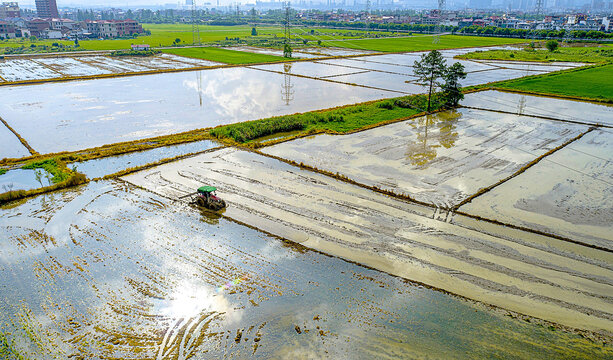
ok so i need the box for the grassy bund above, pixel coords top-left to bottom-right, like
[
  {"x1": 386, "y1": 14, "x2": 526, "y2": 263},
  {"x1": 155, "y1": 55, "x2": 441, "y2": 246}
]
[
  {"x1": 493, "y1": 64, "x2": 613, "y2": 102},
  {"x1": 319, "y1": 34, "x2": 527, "y2": 52},
  {"x1": 457, "y1": 46, "x2": 613, "y2": 63},
  {"x1": 460, "y1": 45, "x2": 613, "y2": 102},
  {"x1": 163, "y1": 47, "x2": 286, "y2": 64},
  {"x1": 209, "y1": 94, "x2": 445, "y2": 146}
]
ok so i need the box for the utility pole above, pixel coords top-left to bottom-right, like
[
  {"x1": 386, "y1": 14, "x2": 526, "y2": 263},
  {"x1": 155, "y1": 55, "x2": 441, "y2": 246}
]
[
  {"x1": 283, "y1": 1, "x2": 292, "y2": 58},
  {"x1": 192, "y1": 0, "x2": 201, "y2": 45},
  {"x1": 535, "y1": 0, "x2": 544, "y2": 16},
  {"x1": 433, "y1": 0, "x2": 445, "y2": 44}
]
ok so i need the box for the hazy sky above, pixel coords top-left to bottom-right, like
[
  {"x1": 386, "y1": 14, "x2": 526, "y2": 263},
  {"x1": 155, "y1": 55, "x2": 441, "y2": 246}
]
[{"x1": 19, "y1": 1, "x2": 197, "y2": 7}]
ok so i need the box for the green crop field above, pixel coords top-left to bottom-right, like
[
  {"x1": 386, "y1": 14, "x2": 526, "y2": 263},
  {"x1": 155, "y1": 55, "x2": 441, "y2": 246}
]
[
  {"x1": 163, "y1": 47, "x2": 285, "y2": 64},
  {"x1": 318, "y1": 35, "x2": 528, "y2": 52},
  {"x1": 458, "y1": 46, "x2": 613, "y2": 63},
  {"x1": 0, "y1": 24, "x2": 399, "y2": 54},
  {"x1": 0, "y1": 24, "x2": 523, "y2": 55},
  {"x1": 493, "y1": 64, "x2": 613, "y2": 101}
]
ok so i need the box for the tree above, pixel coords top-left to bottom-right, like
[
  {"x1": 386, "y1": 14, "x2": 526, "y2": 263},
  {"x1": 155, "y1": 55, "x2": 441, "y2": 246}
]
[
  {"x1": 546, "y1": 39, "x2": 559, "y2": 52},
  {"x1": 251, "y1": 27, "x2": 258, "y2": 36},
  {"x1": 283, "y1": 43, "x2": 292, "y2": 58},
  {"x1": 441, "y1": 62, "x2": 467, "y2": 107},
  {"x1": 413, "y1": 50, "x2": 447, "y2": 112}
]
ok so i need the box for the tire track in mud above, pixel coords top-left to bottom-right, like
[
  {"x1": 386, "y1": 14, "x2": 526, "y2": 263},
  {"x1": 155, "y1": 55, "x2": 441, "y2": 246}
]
[{"x1": 122, "y1": 148, "x2": 613, "y2": 335}]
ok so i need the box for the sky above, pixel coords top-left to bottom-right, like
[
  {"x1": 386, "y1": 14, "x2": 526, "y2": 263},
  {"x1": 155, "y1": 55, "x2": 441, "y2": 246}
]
[{"x1": 19, "y1": 1, "x2": 198, "y2": 7}]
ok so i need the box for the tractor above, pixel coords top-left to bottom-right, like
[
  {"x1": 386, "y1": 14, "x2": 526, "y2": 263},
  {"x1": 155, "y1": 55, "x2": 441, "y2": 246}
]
[{"x1": 185, "y1": 186, "x2": 227, "y2": 211}]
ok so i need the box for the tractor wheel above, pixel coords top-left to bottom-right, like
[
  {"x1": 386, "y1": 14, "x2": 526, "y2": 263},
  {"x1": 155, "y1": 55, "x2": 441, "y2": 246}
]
[{"x1": 197, "y1": 197, "x2": 206, "y2": 207}]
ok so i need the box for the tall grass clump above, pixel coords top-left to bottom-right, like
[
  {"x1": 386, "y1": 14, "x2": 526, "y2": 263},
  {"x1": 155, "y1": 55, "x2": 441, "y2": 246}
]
[
  {"x1": 0, "y1": 168, "x2": 6, "y2": 176},
  {"x1": 22, "y1": 158, "x2": 70, "y2": 184},
  {"x1": 210, "y1": 93, "x2": 445, "y2": 144},
  {"x1": 211, "y1": 116, "x2": 307, "y2": 142}
]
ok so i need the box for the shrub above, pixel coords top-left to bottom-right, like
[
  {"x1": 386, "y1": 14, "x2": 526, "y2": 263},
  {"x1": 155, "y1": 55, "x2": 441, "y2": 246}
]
[
  {"x1": 377, "y1": 101, "x2": 395, "y2": 110},
  {"x1": 546, "y1": 39, "x2": 559, "y2": 52}
]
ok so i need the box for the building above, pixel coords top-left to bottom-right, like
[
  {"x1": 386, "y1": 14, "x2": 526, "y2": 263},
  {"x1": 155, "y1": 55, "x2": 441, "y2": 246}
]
[
  {"x1": 131, "y1": 44, "x2": 150, "y2": 51},
  {"x1": 0, "y1": 20, "x2": 16, "y2": 38},
  {"x1": 35, "y1": 0, "x2": 59, "y2": 18},
  {"x1": 27, "y1": 18, "x2": 51, "y2": 37},
  {"x1": 85, "y1": 19, "x2": 143, "y2": 38},
  {"x1": 0, "y1": 2, "x2": 20, "y2": 18}
]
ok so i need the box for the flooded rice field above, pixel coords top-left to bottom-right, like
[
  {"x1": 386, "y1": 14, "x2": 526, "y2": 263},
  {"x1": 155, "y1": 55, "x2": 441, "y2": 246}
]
[
  {"x1": 0, "y1": 51, "x2": 589, "y2": 158},
  {"x1": 225, "y1": 46, "x2": 322, "y2": 59},
  {"x1": 322, "y1": 71, "x2": 421, "y2": 93},
  {"x1": 460, "y1": 128, "x2": 613, "y2": 250},
  {"x1": 472, "y1": 60, "x2": 581, "y2": 72},
  {"x1": 0, "y1": 54, "x2": 221, "y2": 83},
  {"x1": 0, "y1": 168, "x2": 53, "y2": 192},
  {"x1": 0, "y1": 59, "x2": 62, "y2": 82},
  {"x1": 2, "y1": 181, "x2": 610, "y2": 358},
  {"x1": 73, "y1": 140, "x2": 220, "y2": 180},
  {"x1": 0, "y1": 122, "x2": 29, "y2": 159},
  {"x1": 0, "y1": 67, "x2": 399, "y2": 155},
  {"x1": 122, "y1": 148, "x2": 613, "y2": 335},
  {"x1": 250, "y1": 61, "x2": 366, "y2": 79},
  {"x1": 463, "y1": 90, "x2": 613, "y2": 126},
  {"x1": 263, "y1": 108, "x2": 587, "y2": 208}
]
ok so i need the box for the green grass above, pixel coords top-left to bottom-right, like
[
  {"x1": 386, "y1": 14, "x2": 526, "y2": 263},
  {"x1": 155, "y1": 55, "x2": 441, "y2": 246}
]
[
  {"x1": 21, "y1": 158, "x2": 71, "y2": 184},
  {"x1": 458, "y1": 46, "x2": 613, "y2": 63},
  {"x1": 319, "y1": 35, "x2": 528, "y2": 52},
  {"x1": 163, "y1": 47, "x2": 285, "y2": 64},
  {"x1": 210, "y1": 94, "x2": 443, "y2": 144},
  {"x1": 493, "y1": 64, "x2": 613, "y2": 101},
  {"x1": 0, "y1": 169, "x2": 6, "y2": 176},
  {"x1": 0, "y1": 24, "x2": 400, "y2": 53}
]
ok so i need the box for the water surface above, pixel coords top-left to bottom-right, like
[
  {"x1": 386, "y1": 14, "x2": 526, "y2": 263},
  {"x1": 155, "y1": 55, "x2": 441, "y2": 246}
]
[{"x1": 0, "y1": 181, "x2": 610, "y2": 359}]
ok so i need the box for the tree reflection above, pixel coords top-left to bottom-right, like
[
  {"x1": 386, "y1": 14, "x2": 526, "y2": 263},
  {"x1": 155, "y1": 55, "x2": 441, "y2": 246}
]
[{"x1": 405, "y1": 110, "x2": 461, "y2": 167}]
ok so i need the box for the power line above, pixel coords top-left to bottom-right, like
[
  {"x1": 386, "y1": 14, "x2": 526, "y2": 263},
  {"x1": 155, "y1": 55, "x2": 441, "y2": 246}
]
[{"x1": 192, "y1": 0, "x2": 201, "y2": 46}]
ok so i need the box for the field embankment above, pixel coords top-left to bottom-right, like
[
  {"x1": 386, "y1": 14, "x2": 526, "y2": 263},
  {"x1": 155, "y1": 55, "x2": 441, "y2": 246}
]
[{"x1": 162, "y1": 47, "x2": 286, "y2": 64}]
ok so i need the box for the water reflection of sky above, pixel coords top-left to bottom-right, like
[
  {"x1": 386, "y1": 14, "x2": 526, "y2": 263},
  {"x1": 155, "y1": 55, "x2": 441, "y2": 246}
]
[
  {"x1": 74, "y1": 140, "x2": 219, "y2": 179},
  {"x1": 0, "y1": 67, "x2": 401, "y2": 154},
  {"x1": 0, "y1": 181, "x2": 609, "y2": 359},
  {"x1": 0, "y1": 123, "x2": 29, "y2": 159},
  {"x1": 463, "y1": 90, "x2": 613, "y2": 126}
]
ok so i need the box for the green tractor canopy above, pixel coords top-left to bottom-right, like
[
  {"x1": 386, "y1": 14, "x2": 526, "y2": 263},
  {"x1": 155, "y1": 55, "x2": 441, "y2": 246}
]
[{"x1": 198, "y1": 186, "x2": 217, "y2": 193}]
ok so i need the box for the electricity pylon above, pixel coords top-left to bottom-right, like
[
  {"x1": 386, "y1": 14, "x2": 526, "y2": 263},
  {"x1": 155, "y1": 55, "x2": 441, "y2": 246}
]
[{"x1": 192, "y1": 0, "x2": 201, "y2": 45}]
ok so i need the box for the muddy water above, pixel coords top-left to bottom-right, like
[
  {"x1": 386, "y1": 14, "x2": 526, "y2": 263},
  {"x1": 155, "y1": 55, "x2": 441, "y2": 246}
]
[
  {"x1": 73, "y1": 140, "x2": 220, "y2": 179},
  {"x1": 462, "y1": 90, "x2": 613, "y2": 126},
  {"x1": 122, "y1": 148, "x2": 613, "y2": 334},
  {"x1": 0, "y1": 181, "x2": 610, "y2": 359},
  {"x1": 264, "y1": 108, "x2": 588, "y2": 208},
  {"x1": 0, "y1": 67, "x2": 400, "y2": 154},
  {"x1": 460, "y1": 129, "x2": 613, "y2": 249}
]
